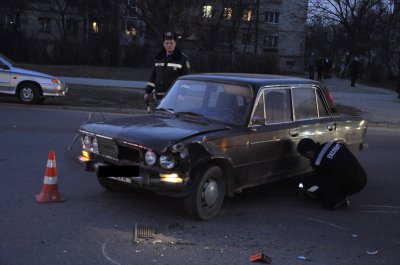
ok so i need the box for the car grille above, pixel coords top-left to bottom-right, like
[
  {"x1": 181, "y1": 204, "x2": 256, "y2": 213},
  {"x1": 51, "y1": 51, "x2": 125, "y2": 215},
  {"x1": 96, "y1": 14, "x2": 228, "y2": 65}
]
[
  {"x1": 96, "y1": 136, "x2": 141, "y2": 163},
  {"x1": 97, "y1": 137, "x2": 119, "y2": 160}
]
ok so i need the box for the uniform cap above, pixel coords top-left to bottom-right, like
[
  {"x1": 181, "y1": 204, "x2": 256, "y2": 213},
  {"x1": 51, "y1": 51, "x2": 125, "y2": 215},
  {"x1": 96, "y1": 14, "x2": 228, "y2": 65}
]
[{"x1": 163, "y1": 31, "x2": 176, "y2": 40}]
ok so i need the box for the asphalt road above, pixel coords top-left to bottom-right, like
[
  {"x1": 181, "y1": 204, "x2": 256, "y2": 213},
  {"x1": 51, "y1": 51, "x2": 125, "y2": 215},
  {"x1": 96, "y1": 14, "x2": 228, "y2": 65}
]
[{"x1": 0, "y1": 105, "x2": 399, "y2": 265}]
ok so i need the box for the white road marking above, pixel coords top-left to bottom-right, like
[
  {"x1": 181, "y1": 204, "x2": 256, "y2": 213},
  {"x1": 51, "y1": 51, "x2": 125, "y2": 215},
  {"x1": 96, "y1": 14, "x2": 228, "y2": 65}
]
[
  {"x1": 101, "y1": 240, "x2": 121, "y2": 265},
  {"x1": 360, "y1": 210, "x2": 400, "y2": 214},
  {"x1": 359, "y1": 205, "x2": 400, "y2": 214},
  {"x1": 306, "y1": 218, "x2": 349, "y2": 231},
  {"x1": 360, "y1": 204, "x2": 400, "y2": 209}
]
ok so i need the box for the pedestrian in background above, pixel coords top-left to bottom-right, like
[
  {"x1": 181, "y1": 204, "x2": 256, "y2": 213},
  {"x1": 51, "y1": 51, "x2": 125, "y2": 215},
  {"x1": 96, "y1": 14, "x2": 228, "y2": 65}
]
[
  {"x1": 144, "y1": 31, "x2": 190, "y2": 112},
  {"x1": 297, "y1": 138, "x2": 367, "y2": 210},
  {"x1": 316, "y1": 56, "x2": 323, "y2": 81},
  {"x1": 397, "y1": 55, "x2": 400, "y2": 99},
  {"x1": 348, "y1": 57, "x2": 361, "y2": 87},
  {"x1": 307, "y1": 52, "x2": 316, "y2": 80},
  {"x1": 323, "y1": 57, "x2": 332, "y2": 79}
]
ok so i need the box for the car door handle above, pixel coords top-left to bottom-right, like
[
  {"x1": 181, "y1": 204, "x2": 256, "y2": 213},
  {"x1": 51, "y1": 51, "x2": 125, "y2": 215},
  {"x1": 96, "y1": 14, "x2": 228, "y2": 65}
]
[
  {"x1": 327, "y1": 123, "x2": 336, "y2": 131},
  {"x1": 289, "y1": 129, "x2": 299, "y2": 137}
]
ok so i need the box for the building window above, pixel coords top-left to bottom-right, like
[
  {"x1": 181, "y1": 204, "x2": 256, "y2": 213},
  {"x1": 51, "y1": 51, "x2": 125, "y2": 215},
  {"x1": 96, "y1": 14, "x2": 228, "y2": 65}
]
[
  {"x1": 242, "y1": 33, "x2": 251, "y2": 45},
  {"x1": 243, "y1": 9, "x2": 252, "y2": 21},
  {"x1": 92, "y1": 21, "x2": 99, "y2": 33},
  {"x1": 66, "y1": 19, "x2": 78, "y2": 35},
  {"x1": 264, "y1": 11, "x2": 280, "y2": 24},
  {"x1": 223, "y1": 7, "x2": 233, "y2": 20},
  {"x1": 38, "y1": 17, "x2": 51, "y2": 33},
  {"x1": 263, "y1": 35, "x2": 278, "y2": 48},
  {"x1": 202, "y1": 5, "x2": 213, "y2": 18}
]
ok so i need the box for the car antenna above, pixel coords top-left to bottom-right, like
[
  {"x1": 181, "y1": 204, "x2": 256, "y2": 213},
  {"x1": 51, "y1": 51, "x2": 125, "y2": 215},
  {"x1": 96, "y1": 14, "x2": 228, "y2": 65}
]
[{"x1": 66, "y1": 110, "x2": 106, "y2": 152}]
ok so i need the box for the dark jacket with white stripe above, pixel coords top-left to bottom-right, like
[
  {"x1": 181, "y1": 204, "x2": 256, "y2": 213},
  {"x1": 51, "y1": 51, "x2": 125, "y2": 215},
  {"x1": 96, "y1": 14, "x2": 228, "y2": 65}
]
[
  {"x1": 145, "y1": 47, "x2": 190, "y2": 99},
  {"x1": 313, "y1": 141, "x2": 367, "y2": 194}
]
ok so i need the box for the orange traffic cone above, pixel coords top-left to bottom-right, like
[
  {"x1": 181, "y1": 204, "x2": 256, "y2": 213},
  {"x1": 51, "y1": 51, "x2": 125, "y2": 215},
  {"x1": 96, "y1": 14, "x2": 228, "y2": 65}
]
[{"x1": 35, "y1": 150, "x2": 65, "y2": 203}]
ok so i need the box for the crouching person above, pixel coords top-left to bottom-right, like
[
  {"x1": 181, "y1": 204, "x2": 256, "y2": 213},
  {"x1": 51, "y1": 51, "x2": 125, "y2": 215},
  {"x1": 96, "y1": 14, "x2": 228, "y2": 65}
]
[{"x1": 296, "y1": 138, "x2": 367, "y2": 210}]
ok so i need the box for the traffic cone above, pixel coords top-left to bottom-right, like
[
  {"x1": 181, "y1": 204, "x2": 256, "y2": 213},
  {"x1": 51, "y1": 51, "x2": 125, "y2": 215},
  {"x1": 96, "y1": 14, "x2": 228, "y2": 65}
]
[{"x1": 35, "y1": 150, "x2": 65, "y2": 203}]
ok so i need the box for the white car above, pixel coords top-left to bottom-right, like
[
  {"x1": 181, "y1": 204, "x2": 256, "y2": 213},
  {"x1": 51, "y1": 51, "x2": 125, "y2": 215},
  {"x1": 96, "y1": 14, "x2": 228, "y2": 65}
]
[{"x1": 0, "y1": 53, "x2": 68, "y2": 104}]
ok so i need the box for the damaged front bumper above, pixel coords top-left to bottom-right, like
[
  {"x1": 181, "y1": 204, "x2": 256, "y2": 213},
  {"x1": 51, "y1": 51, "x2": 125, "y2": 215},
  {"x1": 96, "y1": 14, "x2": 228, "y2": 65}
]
[{"x1": 78, "y1": 154, "x2": 192, "y2": 197}]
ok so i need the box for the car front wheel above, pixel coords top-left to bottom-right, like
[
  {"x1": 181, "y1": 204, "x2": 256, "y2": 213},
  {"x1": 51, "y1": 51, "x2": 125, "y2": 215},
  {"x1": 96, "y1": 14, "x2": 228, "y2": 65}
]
[
  {"x1": 183, "y1": 165, "x2": 226, "y2": 220},
  {"x1": 17, "y1": 83, "x2": 40, "y2": 104}
]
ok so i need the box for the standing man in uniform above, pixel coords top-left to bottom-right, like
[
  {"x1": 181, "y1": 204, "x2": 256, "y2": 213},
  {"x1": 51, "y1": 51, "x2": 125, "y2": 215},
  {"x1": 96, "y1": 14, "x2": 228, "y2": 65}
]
[
  {"x1": 297, "y1": 138, "x2": 367, "y2": 210},
  {"x1": 144, "y1": 31, "x2": 190, "y2": 112}
]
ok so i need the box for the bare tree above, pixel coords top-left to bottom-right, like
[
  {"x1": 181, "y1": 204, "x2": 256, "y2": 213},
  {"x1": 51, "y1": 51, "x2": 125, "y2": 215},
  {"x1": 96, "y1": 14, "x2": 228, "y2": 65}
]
[
  {"x1": 132, "y1": 0, "x2": 203, "y2": 43},
  {"x1": 308, "y1": 0, "x2": 391, "y2": 56},
  {"x1": 0, "y1": 0, "x2": 31, "y2": 59},
  {"x1": 307, "y1": 0, "x2": 398, "y2": 78}
]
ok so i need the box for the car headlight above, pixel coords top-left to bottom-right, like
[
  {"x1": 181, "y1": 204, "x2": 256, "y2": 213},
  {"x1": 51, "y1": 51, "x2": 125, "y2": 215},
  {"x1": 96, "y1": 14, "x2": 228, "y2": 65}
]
[
  {"x1": 83, "y1": 135, "x2": 92, "y2": 149},
  {"x1": 159, "y1": 155, "x2": 175, "y2": 169},
  {"x1": 92, "y1": 137, "x2": 99, "y2": 153},
  {"x1": 145, "y1": 150, "x2": 157, "y2": 166}
]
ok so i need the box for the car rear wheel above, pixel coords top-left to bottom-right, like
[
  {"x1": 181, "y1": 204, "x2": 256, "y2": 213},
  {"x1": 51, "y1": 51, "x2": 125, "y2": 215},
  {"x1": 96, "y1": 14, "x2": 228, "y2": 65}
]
[
  {"x1": 17, "y1": 83, "x2": 40, "y2": 104},
  {"x1": 183, "y1": 165, "x2": 226, "y2": 220},
  {"x1": 97, "y1": 177, "x2": 129, "y2": 192}
]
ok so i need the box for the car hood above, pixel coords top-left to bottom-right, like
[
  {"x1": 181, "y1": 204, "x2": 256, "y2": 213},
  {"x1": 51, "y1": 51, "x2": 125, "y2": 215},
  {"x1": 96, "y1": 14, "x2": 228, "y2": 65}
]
[
  {"x1": 80, "y1": 114, "x2": 230, "y2": 151},
  {"x1": 11, "y1": 67, "x2": 54, "y2": 79}
]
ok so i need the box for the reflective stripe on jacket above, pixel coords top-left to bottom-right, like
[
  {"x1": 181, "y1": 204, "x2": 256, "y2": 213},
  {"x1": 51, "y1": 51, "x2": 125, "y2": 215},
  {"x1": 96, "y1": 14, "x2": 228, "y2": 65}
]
[{"x1": 145, "y1": 47, "x2": 190, "y2": 96}]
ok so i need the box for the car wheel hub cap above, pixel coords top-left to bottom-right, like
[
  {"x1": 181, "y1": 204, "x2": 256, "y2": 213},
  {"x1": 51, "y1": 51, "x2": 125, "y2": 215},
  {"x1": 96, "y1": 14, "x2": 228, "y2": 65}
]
[
  {"x1": 202, "y1": 179, "x2": 219, "y2": 207},
  {"x1": 21, "y1": 88, "x2": 33, "y2": 100}
]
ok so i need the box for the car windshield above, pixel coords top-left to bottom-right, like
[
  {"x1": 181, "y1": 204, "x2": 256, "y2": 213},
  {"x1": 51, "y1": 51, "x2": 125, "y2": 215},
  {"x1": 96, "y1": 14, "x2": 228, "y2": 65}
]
[
  {"x1": 0, "y1": 53, "x2": 16, "y2": 66},
  {"x1": 158, "y1": 79, "x2": 253, "y2": 125}
]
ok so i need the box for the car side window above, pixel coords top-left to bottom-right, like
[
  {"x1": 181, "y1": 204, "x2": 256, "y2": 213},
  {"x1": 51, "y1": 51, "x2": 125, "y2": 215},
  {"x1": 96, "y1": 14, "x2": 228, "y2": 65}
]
[
  {"x1": 251, "y1": 91, "x2": 265, "y2": 125},
  {"x1": 265, "y1": 89, "x2": 293, "y2": 123},
  {"x1": 316, "y1": 90, "x2": 330, "y2": 117},
  {"x1": 292, "y1": 87, "x2": 318, "y2": 120}
]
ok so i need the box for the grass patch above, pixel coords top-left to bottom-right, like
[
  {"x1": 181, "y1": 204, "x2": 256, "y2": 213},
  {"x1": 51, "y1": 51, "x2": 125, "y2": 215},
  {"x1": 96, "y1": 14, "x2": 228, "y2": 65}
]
[{"x1": 0, "y1": 84, "x2": 147, "y2": 111}]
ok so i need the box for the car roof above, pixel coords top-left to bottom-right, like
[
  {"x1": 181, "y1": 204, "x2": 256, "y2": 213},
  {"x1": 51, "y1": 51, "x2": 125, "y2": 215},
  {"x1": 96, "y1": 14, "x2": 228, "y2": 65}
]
[
  {"x1": 179, "y1": 73, "x2": 321, "y2": 89},
  {"x1": 178, "y1": 73, "x2": 336, "y2": 113}
]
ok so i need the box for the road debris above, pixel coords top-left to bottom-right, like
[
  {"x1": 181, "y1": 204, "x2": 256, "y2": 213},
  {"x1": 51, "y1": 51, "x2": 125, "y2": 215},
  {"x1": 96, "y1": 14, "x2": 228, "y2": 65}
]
[
  {"x1": 297, "y1": 255, "x2": 311, "y2": 261},
  {"x1": 250, "y1": 252, "x2": 272, "y2": 263},
  {"x1": 366, "y1": 250, "x2": 379, "y2": 255},
  {"x1": 133, "y1": 223, "x2": 156, "y2": 243}
]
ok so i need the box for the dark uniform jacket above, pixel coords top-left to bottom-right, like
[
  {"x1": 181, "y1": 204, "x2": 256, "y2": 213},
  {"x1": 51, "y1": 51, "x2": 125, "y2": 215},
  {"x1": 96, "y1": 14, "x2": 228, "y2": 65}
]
[
  {"x1": 313, "y1": 141, "x2": 367, "y2": 195},
  {"x1": 145, "y1": 47, "x2": 190, "y2": 99}
]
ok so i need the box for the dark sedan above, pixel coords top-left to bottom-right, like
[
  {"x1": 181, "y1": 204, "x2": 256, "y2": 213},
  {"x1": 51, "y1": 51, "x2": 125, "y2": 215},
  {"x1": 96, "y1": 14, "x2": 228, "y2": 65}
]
[{"x1": 78, "y1": 73, "x2": 367, "y2": 220}]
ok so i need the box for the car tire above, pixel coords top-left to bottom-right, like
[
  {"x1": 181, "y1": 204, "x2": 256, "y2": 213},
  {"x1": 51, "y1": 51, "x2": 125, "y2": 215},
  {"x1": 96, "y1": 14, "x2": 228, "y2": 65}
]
[
  {"x1": 183, "y1": 165, "x2": 226, "y2": 220},
  {"x1": 17, "y1": 83, "x2": 40, "y2": 104},
  {"x1": 97, "y1": 177, "x2": 129, "y2": 192}
]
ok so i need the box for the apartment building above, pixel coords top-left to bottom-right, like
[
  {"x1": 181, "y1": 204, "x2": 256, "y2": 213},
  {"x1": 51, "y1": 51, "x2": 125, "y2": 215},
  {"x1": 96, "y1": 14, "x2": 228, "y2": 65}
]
[{"x1": 0, "y1": 0, "x2": 308, "y2": 72}]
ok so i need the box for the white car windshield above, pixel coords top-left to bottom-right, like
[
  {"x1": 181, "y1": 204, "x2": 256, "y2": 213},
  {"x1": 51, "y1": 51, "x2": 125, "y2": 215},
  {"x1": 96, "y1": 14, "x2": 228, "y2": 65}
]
[
  {"x1": 0, "y1": 53, "x2": 16, "y2": 66},
  {"x1": 158, "y1": 80, "x2": 253, "y2": 125}
]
